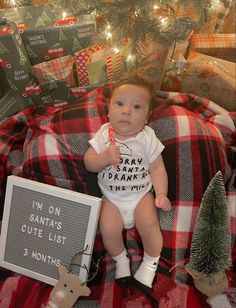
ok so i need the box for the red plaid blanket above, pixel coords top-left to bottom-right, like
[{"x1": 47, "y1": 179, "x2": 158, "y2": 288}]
[{"x1": 0, "y1": 86, "x2": 235, "y2": 307}]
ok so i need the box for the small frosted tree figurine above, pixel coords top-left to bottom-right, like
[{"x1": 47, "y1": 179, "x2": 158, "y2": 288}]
[{"x1": 185, "y1": 171, "x2": 231, "y2": 297}]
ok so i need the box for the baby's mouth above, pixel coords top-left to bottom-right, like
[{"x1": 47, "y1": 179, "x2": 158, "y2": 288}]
[{"x1": 119, "y1": 120, "x2": 131, "y2": 124}]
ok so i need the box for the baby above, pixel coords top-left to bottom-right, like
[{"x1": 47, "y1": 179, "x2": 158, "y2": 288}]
[{"x1": 84, "y1": 75, "x2": 171, "y2": 292}]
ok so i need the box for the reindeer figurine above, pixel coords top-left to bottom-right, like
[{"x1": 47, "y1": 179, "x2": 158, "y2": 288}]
[
  {"x1": 46, "y1": 265, "x2": 91, "y2": 308},
  {"x1": 47, "y1": 247, "x2": 101, "y2": 308}
]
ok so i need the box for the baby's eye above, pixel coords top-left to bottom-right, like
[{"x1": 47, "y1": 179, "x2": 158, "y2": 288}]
[
  {"x1": 134, "y1": 104, "x2": 142, "y2": 109},
  {"x1": 116, "y1": 100, "x2": 123, "y2": 106}
]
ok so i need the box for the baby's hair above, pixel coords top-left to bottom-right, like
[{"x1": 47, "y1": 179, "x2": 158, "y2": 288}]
[{"x1": 111, "y1": 75, "x2": 156, "y2": 111}]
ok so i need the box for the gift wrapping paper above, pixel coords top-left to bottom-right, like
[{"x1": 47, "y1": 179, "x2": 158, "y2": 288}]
[
  {"x1": 0, "y1": 4, "x2": 96, "y2": 65},
  {"x1": 189, "y1": 33, "x2": 236, "y2": 62},
  {"x1": 0, "y1": 19, "x2": 34, "y2": 93},
  {"x1": 181, "y1": 51, "x2": 235, "y2": 111}
]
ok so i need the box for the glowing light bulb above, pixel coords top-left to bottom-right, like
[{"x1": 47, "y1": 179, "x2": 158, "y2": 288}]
[
  {"x1": 105, "y1": 24, "x2": 112, "y2": 39},
  {"x1": 62, "y1": 11, "x2": 67, "y2": 19},
  {"x1": 113, "y1": 47, "x2": 119, "y2": 53},
  {"x1": 11, "y1": 0, "x2": 16, "y2": 6},
  {"x1": 159, "y1": 16, "x2": 169, "y2": 29},
  {"x1": 106, "y1": 32, "x2": 112, "y2": 39},
  {"x1": 127, "y1": 54, "x2": 135, "y2": 62},
  {"x1": 161, "y1": 17, "x2": 168, "y2": 23},
  {"x1": 210, "y1": 0, "x2": 221, "y2": 12}
]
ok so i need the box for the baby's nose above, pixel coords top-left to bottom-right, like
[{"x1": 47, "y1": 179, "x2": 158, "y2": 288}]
[{"x1": 122, "y1": 106, "x2": 131, "y2": 114}]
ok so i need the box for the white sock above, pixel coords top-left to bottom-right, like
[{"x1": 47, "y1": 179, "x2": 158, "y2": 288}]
[
  {"x1": 113, "y1": 249, "x2": 131, "y2": 279},
  {"x1": 134, "y1": 252, "x2": 160, "y2": 288}
]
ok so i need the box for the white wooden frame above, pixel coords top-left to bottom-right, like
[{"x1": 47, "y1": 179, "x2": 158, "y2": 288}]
[{"x1": 0, "y1": 175, "x2": 101, "y2": 286}]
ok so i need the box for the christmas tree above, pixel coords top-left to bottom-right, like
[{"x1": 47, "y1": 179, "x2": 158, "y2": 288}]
[
  {"x1": 72, "y1": 38, "x2": 83, "y2": 53},
  {"x1": 41, "y1": 11, "x2": 52, "y2": 25},
  {"x1": 185, "y1": 171, "x2": 231, "y2": 297},
  {"x1": 2, "y1": 0, "x2": 224, "y2": 56},
  {"x1": 18, "y1": 47, "x2": 27, "y2": 65},
  {"x1": 59, "y1": 29, "x2": 67, "y2": 42},
  {"x1": 52, "y1": 0, "x2": 200, "y2": 53},
  {"x1": 35, "y1": 17, "x2": 46, "y2": 28}
]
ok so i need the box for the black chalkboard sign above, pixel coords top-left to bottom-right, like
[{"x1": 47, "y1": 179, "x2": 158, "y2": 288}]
[{"x1": 0, "y1": 176, "x2": 101, "y2": 286}]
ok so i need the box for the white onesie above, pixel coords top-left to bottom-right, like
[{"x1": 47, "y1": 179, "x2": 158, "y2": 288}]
[{"x1": 89, "y1": 123, "x2": 165, "y2": 229}]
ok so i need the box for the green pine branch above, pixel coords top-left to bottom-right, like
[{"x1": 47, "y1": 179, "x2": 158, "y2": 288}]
[{"x1": 48, "y1": 0, "x2": 223, "y2": 53}]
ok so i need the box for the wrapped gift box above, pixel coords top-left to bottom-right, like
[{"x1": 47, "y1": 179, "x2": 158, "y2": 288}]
[
  {"x1": 0, "y1": 4, "x2": 55, "y2": 29},
  {"x1": 215, "y1": 0, "x2": 235, "y2": 33},
  {"x1": 19, "y1": 80, "x2": 104, "y2": 108},
  {"x1": 33, "y1": 55, "x2": 76, "y2": 87},
  {"x1": 172, "y1": 0, "x2": 228, "y2": 33},
  {"x1": 0, "y1": 4, "x2": 96, "y2": 101},
  {"x1": 20, "y1": 79, "x2": 73, "y2": 107},
  {"x1": 134, "y1": 38, "x2": 169, "y2": 90},
  {"x1": 40, "y1": 80, "x2": 73, "y2": 106},
  {"x1": 181, "y1": 51, "x2": 236, "y2": 111},
  {"x1": 21, "y1": 16, "x2": 95, "y2": 65},
  {"x1": 0, "y1": 90, "x2": 24, "y2": 122},
  {"x1": 0, "y1": 3, "x2": 94, "y2": 32},
  {"x1": 161, "y1": 53, "x2": 187, "y2": 92},
  {"x1": 161, "y1": 41, "x2": 189, "y2": 92},
  {"x1": 0, "y1": 19, "x2": 35, "y2": 93},
  {"x1": 74, "y1": 42, "x2": 131, "y2": 87},
  {"x1": 188, "y1": 33, "x2": 236, "y2": 62},
  {"x1": 0, "y1": 4, "x2": 96, "y2": 65}
]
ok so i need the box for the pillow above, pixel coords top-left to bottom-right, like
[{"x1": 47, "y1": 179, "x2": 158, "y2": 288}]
[
  {"x1": 33, "y1": 55, "x2": 76, "y2": 87},
  {"x1": 149, "y1": 102, "x2": 232, "y2": 283},
  {"x1": 20, "y1": 85, "x2": 111, "y2": 198}
]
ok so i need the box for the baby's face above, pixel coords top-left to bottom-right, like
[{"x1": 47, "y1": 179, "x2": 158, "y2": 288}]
[{"x1": 108, "y1": 84, "x2": 151, "y2": 140}]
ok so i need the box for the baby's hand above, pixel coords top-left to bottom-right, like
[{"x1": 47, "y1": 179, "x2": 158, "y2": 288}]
[
  {"x1": 155, "y1": 194, "x2": 171, "y2": 212},
  {"x1": 105, "y1": 145, "x2": 120, "y2": 168}
]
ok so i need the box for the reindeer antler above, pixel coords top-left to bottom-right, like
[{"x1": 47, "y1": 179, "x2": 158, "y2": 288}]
[{"x1": 69, "y1": 245, "x2": 103, "y2": 285}]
